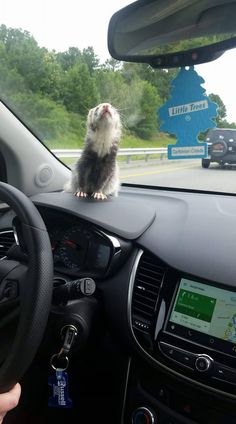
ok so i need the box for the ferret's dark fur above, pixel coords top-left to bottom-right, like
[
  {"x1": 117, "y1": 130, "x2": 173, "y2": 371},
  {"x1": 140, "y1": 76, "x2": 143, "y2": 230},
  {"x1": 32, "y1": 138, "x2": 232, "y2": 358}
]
[{"x1": 64, "y1": 103, "x2": 121, "y2": 199}]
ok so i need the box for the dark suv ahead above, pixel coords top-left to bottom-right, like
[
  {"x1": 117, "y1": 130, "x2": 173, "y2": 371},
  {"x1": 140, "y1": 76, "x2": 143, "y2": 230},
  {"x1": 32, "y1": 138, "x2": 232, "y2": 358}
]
[{"x1": 202, "y1": 128, "x2": 236, "y2": 168}]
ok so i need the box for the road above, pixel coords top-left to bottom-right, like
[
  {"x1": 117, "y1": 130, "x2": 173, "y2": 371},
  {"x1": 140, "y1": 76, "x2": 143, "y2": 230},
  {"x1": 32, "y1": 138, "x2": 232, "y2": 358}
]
[{"x1": 119, "y1": 159, "x2": 236, "y2": 193}]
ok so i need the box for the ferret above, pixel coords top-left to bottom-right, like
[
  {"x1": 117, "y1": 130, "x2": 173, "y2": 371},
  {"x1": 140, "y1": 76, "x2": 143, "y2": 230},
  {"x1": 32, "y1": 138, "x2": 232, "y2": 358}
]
[{"x1": 64, "y1": 103, "x2": 121, "y2": 200}]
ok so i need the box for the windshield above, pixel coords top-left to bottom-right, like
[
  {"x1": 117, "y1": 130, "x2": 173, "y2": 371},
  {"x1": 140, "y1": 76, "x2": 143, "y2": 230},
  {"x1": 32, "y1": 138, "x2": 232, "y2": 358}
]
[{"x1": 1, "y1": 0, "x2": 236, "y2": 194}]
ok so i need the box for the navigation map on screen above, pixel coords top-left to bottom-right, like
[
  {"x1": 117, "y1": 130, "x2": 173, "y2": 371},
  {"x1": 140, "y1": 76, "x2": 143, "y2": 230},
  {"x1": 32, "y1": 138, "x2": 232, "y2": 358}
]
[{"x1": 169, "y1": 279, "x2": 236, "y2": 343}]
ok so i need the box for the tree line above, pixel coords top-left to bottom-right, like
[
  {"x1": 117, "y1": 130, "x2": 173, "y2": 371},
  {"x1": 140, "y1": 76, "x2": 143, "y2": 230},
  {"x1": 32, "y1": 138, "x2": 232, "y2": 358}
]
[{"x1": 0, "y1": 24, "x2": 234, "y2": 148}]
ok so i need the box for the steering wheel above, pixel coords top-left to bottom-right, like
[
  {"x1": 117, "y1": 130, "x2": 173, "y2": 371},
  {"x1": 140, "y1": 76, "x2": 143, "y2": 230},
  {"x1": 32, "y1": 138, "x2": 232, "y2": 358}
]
[{"x1": 0, "y1": 182, "x2": 53, "y2": 393}]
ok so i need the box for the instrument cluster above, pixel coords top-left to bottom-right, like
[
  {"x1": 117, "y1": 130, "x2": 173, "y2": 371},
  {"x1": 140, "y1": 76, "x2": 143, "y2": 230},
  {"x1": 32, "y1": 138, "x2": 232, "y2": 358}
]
[
  {"x1": 49, "y1": 224, "x2": 115, "y2": 277},
  {"x1": 34, "y1": 206, "x2": 132, "y2": 278}
]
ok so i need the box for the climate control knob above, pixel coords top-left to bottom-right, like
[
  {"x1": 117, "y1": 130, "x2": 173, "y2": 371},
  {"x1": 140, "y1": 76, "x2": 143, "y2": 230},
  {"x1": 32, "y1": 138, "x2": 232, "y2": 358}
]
[
  {"x1": 195, "y1": 355, "x2": 213, "y2": 373},
  {"x1": 132, "y1": 407, "x2": 157, "y2": 424}
]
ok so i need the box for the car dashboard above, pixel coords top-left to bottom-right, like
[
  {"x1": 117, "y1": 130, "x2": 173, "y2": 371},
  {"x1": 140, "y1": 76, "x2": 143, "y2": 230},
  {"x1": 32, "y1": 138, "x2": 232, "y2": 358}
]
[{"x1": 0, "y1": 185, "x2": 236, "y2": 424}]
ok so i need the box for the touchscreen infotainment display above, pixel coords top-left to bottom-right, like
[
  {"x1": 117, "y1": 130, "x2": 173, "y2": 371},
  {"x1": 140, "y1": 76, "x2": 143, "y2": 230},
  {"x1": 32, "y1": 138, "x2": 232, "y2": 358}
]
[{"x1": 166, "y1": 278, "x2": 236, "y2": 351}]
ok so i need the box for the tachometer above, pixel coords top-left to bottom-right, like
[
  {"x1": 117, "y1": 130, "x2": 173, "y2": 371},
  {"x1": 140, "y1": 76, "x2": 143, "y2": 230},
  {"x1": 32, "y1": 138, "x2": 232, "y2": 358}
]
[
  {"x1": 49, "y1": 228, "x2": 63, "y2": 265},
  {"x1": 59, "y1": 226, "x2": 89, "y2": 270}
]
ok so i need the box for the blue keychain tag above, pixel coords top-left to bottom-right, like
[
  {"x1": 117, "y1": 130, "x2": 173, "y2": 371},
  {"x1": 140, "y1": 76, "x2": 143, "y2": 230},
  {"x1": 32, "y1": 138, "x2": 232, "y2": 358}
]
[{"x1": 48, "y1": 369, "x2": 72, "y2": 408}]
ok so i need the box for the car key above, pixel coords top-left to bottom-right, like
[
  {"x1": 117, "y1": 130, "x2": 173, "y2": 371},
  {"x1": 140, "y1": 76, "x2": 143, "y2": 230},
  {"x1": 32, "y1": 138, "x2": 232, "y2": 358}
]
[{"x1": 48, "y1": 325, "x2": 78, "y2": 408}]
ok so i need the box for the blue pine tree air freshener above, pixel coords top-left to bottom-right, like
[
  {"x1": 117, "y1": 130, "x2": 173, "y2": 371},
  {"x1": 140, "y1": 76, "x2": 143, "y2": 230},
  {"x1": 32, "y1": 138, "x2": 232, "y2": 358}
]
[{"x1": 159, "y1": 67, "x2": 218, "y2": 160}]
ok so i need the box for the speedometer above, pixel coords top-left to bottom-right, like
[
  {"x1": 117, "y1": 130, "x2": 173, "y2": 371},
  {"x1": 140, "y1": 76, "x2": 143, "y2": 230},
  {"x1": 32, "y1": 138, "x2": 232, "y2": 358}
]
[
  {"x1": 49, "y1": 228, "x2": 63, "y2": 265},
  {"x1": 59, "y1": 226, "x2": 89, "y2": 270}
]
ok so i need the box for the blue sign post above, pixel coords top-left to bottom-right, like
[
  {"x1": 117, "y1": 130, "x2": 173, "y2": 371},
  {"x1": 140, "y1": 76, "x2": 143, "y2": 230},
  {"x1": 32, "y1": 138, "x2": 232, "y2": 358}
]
[{"x1": 159, "y1": 67, "x2": 218, "y2": 160}]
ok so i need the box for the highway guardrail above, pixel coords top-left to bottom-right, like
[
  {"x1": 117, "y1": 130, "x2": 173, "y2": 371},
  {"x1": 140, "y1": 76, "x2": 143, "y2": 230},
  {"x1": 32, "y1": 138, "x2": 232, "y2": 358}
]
[{"x1": 52, "y1": 147, "x2": 167, "y2": 163}]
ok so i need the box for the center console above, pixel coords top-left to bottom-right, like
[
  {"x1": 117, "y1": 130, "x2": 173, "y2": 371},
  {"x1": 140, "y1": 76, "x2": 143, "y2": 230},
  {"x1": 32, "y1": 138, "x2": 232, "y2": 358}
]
[
  {"x1": 132, "y1": 262, "x2": 236, "y2": 395},
  {"x1": 128, "y1": 253, "x2": 236, "y2": 423},
  {"x1": 158, "y1": 276, "x2": 236, "y2": 388}
]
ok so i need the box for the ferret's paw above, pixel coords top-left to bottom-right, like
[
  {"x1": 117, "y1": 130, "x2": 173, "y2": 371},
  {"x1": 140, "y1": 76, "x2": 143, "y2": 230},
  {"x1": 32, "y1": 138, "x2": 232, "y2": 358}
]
[
  {"x1": 74, "y1": 191, "x2": 87, "y2": 198},
  {"x1": 92, "y1": 192, "x2": 107, "y2": 200}
]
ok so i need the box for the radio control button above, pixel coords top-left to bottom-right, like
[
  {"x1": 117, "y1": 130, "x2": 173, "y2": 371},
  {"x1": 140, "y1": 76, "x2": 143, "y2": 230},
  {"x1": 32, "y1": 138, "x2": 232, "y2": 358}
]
[
  {"x1": 159, "y1": 342, "x2": 177, "y2": 358},
  {"x1": 213, "y1": 363, "x2": 236, "y2": 384},
  {"x1": 159, "y1": 342, "x2": 195, "y2": 369},
  {"x1": 181, "y1": 352, "x2": 195, "y2": 367},
  {"x1": 195, "y1": 355, "x2": 213, "y2": 373}
]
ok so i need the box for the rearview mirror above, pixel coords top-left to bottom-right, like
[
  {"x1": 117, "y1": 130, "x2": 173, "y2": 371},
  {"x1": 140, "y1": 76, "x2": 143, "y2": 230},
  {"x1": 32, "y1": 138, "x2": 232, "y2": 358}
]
[{"x1": 108, "y1": 0, "x2": 236, "y2": 68}]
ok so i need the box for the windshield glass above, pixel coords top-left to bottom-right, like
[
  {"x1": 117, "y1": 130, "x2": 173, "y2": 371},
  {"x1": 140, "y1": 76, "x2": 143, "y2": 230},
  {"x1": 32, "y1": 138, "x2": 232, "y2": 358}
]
[{"x1": 1, "y1": 0, "x2": 236, "y2": 194}]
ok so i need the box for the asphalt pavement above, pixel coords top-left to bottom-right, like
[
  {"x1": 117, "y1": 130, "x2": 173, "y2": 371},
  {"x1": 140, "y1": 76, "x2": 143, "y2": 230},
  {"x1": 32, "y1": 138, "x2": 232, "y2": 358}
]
[{"x1": 119, "y1": 159, "x2": 236, "y2": 193}]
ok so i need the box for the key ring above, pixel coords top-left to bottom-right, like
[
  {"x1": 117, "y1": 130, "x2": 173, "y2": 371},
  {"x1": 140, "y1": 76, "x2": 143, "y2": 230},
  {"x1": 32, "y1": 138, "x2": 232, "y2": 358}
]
[{"x1": 50, "y1": 353, "x2": 69, "y2": 371}]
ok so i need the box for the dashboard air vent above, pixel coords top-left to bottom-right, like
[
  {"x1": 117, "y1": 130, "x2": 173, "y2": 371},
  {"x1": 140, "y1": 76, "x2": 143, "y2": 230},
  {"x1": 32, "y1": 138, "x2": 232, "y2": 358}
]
[
  {"x1": 0, "y1": 230, "x2": 15, "y2": 258},
  {"x1": 132, "y1": 251, "x2": 166, "y2": 334}
]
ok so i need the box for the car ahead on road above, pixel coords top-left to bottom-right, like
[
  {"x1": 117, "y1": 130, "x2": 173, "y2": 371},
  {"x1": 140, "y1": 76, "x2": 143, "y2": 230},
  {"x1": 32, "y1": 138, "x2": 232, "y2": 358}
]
[
  {"x1": 202, "y1": 128, "x2": 236, "y2": 168},
  {"x1": 2, "y1": 1, "x2": 236, "y2": 424}
]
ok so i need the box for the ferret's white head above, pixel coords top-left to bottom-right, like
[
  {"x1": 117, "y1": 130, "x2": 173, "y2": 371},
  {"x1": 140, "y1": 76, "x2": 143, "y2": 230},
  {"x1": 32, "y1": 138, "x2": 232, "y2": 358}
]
[
  {"x1": 86, "y1": 103, "x2": 121, "y2": 156},
  {"x1": 87, "y1": 103, "x2": 121, "y2": 134}
]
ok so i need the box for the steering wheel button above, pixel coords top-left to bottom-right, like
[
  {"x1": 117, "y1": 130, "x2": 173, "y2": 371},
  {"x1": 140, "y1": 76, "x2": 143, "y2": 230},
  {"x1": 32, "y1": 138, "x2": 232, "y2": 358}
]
[{"x1": 0, "y1": 280, "x2": 18, "y2": 302}]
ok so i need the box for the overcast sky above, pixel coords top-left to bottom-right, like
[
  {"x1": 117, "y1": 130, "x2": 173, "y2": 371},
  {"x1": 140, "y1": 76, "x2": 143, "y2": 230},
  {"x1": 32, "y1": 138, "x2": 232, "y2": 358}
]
[
  {"x1": 2, "y1": 0, "x2": 236, "y2": 122},
  {"x1": 197, "y1": 51, "x2": 236, "y2": 123},
  {"x1": 2, "y1": 0, "x2": 130, "y2": 60}
]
